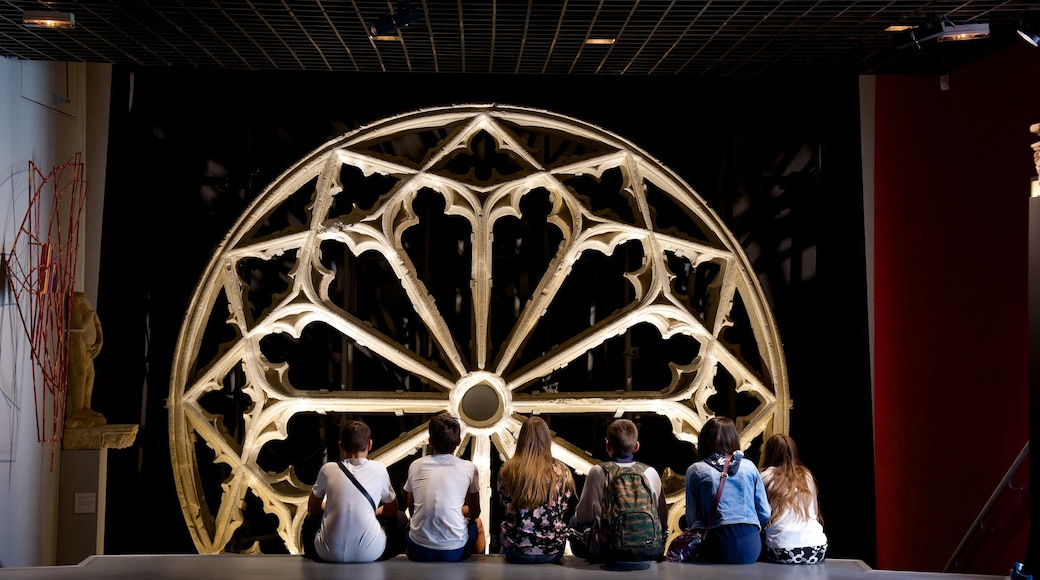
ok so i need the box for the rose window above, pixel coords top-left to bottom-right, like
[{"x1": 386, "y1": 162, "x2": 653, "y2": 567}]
[{"x1": 167, "y1": 104, "x2": 789, "y2": 554}]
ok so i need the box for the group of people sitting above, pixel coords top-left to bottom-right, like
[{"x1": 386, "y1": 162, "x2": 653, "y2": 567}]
[{"x1": 302, "y1": 413, "x2": 827, "y2": 567}]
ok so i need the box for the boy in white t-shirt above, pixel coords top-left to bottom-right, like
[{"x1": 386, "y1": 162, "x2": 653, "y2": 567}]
[
  {"x1": 403, "y1": 415, "x2": 485, "y2": 561},
  {"x1": 304, "y1": 420, "x2": 400, "y2": 562}
]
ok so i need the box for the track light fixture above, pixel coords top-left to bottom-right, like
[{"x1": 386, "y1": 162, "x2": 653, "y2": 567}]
[
  {"x1": 1017, "y1": 13, "x2": 1040, "y2": 47},
  {"x1": 937, "y1": 21, "x2": 990, "y2": 42},
  {"x1": 368, "y1": 1, "x2": 421, "y2": 38},
  {"x1": 22, "y1": 10, "x2": 75, "y2": 29},
  {"x1": 895, "y1": 14, "x2": 989, "y2": 49}
]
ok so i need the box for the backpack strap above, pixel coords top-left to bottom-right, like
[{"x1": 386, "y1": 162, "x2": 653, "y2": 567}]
[
  {"x1": 335, "y1": 460, "x2": 377, "y2": 511},
  {"x1": 599, "y1": 461, "x2": 617, "y2": 511}
]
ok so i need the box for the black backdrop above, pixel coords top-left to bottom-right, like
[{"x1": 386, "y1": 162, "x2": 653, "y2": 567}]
[{"x1": 93, "y1": 68, "x2": 874, "y2": 564}]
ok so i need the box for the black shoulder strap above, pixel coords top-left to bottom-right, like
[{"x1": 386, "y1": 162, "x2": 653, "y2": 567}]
[{"x1": 335, "y1": 461, "x2": 377, "y2": 511}]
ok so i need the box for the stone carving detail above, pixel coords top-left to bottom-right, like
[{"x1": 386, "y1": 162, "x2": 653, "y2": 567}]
[
  {"x1": 168, "y1": 105, "x2": 790, "y2": 554},
  {"x1": 63, "y1": 424, "x2": 139, "y2": 450},
  {"x1": 65, "y1": 291, "x2": 105, "y2": 429}
]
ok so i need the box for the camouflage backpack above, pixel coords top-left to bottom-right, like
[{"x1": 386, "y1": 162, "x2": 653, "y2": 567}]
[{"x1": 594, "y1": 461, "x2": 663, "y2": 561}]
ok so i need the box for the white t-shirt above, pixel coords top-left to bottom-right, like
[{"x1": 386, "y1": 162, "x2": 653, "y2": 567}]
[
  {"x1": 311, "y1": 458, "x2": 396, "y2": 562},
  {"x1": 403, "y1": 454, "x2": 479, "y2": 550},
  {"x1": 760, "y1": 466, "x2": 828, "y2": 549}
]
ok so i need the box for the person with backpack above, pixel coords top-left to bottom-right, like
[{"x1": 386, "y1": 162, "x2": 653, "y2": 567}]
[
  {"x1": 570, "y1": 418, "x2": 668, "y2": 566},
  {"x1": 683, "y1": 416, "x2": 771, "y2": 564}
]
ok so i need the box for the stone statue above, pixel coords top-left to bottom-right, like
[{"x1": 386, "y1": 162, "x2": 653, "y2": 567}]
[{"x1": 65, "y1": 291, "x2": 106, "y2": 429}]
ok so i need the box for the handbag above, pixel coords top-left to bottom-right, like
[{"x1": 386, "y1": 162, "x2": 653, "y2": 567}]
[{"x1": 666, "y1": 453, "x2": 731, "y2": 563}]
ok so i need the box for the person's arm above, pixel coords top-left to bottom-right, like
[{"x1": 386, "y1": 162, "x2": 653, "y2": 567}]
[
  {"x1": 683, "y1": 464, "x2": 701, "y2": 529},
  {"x1": 377, "y1": 496, "x2": 398, "y2": 518},
  {"x1": 308, "y1": 491, "x2": 324, "y2": 515},
  {"x1": 309, "y1": 466, "x2": 329, "y2": 515},
  {"x1": 464, "y1": 490, "x2": 481, "y2": 520},
  {"x1": 463, "y1": 461, "x2": 481, "y2": 519},
  {"x1": 574, "y1": 465, "x2": 604, "y2": 525},
  {"x1": 753, "y1": 470, "x2": 771, "y2": 528},
  {"x1": 655, "y1": 475, "x2": 669, "y2": 535},
  {"x1": 406, "y1": 491, "x2": 415, "y2": 517}
]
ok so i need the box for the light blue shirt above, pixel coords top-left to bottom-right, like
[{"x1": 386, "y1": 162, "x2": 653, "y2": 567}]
[{"x1": 684, "y1": 451, "x2": 771, "y2": 530}]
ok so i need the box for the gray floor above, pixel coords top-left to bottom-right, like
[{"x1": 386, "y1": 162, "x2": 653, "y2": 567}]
[{"x1": 0, "y1": 554, "x2": 1010, "y2": 580}]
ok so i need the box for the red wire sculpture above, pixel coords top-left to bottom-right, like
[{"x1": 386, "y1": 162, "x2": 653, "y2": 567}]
[{"x1": 6, "y1": 154, "x2": 86, "y2": 456}]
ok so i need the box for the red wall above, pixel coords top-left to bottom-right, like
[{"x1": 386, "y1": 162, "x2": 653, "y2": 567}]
[{"x1": 873, "y1": 43, "x2": 1035, "y2": 573}]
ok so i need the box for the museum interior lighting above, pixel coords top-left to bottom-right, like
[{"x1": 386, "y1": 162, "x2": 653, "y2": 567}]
[
  {"x1": 1017, "y1": 13, "x2": 1040, "y2": 47},
  {"x1": 368, "y1": 1, "x2": 421, "y2": 37},
  {"x1": 22, "y1": 10, "x2": 75, "y2": 29},
  {"x1": 937, "y1": 21, "x2": 990, "y2": 42},
  {"x1": 895, "y1": 14, "x2": 990, "y2": 48}
]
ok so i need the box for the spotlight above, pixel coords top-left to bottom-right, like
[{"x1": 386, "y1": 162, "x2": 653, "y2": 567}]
[
  {"x1": 937, "y1": 21, "x2": 990, "y2": 42},
  {"x1": 368, "y1": 1, "x2": 421, "y2": 37},
  {"x1": 22, "y1": 10, "x2": 75, "y2": 29},
  {"x1": 895, "y1": 14, "x2": 989, "y2": 48},
  {"x1": 1017, "y1": 13, "x2": 1040, "y2": 47}
]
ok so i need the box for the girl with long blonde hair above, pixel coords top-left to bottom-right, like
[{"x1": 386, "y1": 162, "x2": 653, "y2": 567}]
[
  {"x1": 760, "y1": 433, "x2": 828, "y2": 564},
  {"x1": 497, "y1": 416, "x2": 576, "y2": 563}
]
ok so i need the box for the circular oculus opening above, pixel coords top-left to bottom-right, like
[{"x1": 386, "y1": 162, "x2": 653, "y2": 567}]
[{"x1": 459, "y1": 383, "x2": 503, "y2": 427}]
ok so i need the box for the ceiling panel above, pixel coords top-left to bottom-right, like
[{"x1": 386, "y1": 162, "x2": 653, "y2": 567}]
[{"x1": 1, "y1": 0, "x2": 1038, "y2": 76}]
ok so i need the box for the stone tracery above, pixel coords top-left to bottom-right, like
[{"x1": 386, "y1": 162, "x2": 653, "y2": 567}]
[{"x1": 167, "y1": 104, "x2": 789, "y2": 554}]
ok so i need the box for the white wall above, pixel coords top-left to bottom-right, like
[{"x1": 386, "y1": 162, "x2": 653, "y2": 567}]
[{"x1": 0, "y1": 56, "x2": 110, "y2": 568}]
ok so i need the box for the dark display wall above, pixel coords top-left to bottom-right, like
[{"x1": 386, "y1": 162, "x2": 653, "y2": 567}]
[{"x1": 95, "y1": 69, "x2": 875, "y2": 564}]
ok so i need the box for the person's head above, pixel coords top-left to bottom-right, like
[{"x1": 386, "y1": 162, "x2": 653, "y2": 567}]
[
  {"x1": 697, "y1": 416, "x2": 740, "y2": 458},
  {"x1": 429, "y1": 415, "x2": 462, "y2": 454},
  {"x1": 515, "y1": 416, "x2": 552, "y2": 459},
  {"x1": 606, "y1": 418, "x2": 640, "y2": 456},
  {"x1": 340, "y1": 419, "x2": 372, "y2": 455},
  {"x1": 760, "y1": 432, "x2": 818, "y2": 525},
  {"x1": 762, "y1": 433, "x2": 801, "y2": 469},
  {"x1": 500, "y1": 415, "x2": 574, "y2": 510}
]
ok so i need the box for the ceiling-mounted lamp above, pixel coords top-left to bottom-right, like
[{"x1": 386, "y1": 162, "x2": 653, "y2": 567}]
[
  {"x1": 937, "y1": 21, "x2": 990, "y2": 42},
  {"x1": 368, "y1": 1, "x2": 421, "y2": 38},
  {"x1": 895, "y1": 14, "x2": 989, "y2": 48},
  {"x1": 22, "y1": 10, "x2": 75, "y2": 29},
  {"x1": 1017, "y1": 13, "x2": 1040, "y2": 47}
]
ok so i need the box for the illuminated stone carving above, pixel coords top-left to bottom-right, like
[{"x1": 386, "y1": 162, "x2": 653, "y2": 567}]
[
  {"x1": 66, "y1": 291, "x2": 106, "y2": 429},
  {"x1": 168, "y1": 104, "x2": 789, "y2": 554}
]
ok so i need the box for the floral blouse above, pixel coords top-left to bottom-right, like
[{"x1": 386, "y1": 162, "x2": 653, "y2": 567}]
[{"x1": 497, "y1": 461, "x2": 576, "y2": 557}]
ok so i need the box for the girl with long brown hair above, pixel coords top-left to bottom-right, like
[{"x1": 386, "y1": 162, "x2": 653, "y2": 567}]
[
  {"x1": 497, "y1": 416, "x2": 577, "y2": 563},
  {"x1": 760, "y1": 433, "x2": 828, "y2": 564}
]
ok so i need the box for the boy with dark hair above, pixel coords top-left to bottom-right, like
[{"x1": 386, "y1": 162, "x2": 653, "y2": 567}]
[
  {"x1": 403, "y1": 415, "x2": 486, "y2": 561},
  {"x1": 571, "y1": 418, "x2": 668, "y2": 566},
  {"x1": 305, "y1": 419, "x2": 400, "y2": 562}
]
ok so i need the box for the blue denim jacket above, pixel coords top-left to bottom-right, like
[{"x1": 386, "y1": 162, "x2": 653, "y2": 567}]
[{"x1": 684, "y1": 451, "x2": 770, "y2": 530}]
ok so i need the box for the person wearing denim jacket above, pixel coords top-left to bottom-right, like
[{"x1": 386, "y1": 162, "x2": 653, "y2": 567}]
[{"x1": 684, "y1": 416, "x2": 771, "y2": 564}]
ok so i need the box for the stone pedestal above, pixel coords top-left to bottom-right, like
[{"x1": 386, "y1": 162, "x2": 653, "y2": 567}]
[{"x1": 56, "y1": 424, "x2": 138, "y2": 565}]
